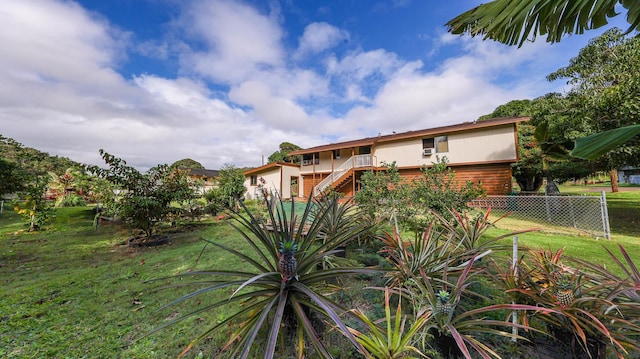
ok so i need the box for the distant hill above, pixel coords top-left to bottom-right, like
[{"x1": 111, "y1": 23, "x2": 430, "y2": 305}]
[{"x1": 0, "y1": 134, "x2": 82, "y2": 176}]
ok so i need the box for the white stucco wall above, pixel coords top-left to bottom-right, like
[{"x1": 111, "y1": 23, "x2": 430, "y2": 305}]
[
  {"x1": 281, "y1": 165, "x2": 301, "y2": 198},
  {"x1": 244, "y1": 168, "x2": 280, "y2": 200},
  {"x1": 374, "y1": 126, "x2": 517, "y2": 167},
  {"x1": 244, "y1": 165, "x2": 301, "y2": 200}
]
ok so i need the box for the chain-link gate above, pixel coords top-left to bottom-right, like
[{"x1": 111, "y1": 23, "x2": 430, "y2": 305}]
[{"x1": 469, "y1": 191, "x2": 611, "y2": 239}]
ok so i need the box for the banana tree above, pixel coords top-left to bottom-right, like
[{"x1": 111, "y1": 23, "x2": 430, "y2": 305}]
[{"x1": 446, "y1": 0, "x2": 640, "y2": 47}]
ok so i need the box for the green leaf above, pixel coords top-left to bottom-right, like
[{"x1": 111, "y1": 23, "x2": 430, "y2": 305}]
[{"x1": 570, "y1": 124, "x2": 640, "y2": 159}]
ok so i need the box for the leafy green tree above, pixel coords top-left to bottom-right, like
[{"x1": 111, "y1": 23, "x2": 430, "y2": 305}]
[
  {"x1": 268, "y1": 142, "x2": 301, "y2": 164},
  {"x1": 88, "y1": 150, "x2": 195, "y2": 238},
  {"x1": 0, "y1": 157, "x2": 25, "y2": 199},
  {"x1": 354, "y1": 161, "x2": 405, "y2": 220},
  {"x1": 11, "y1": 175, "x2": 55, "y2": 231},
  {"x1": 217, "y1": 164, "x2": 246, "y2": 208},
  {"x1": 478, "y1": 99, "x2": 532, "y2": 121},
  {"x1": 408, "y1": 158, "x2": 485, "y2": 230},
  {"x1": 547, "y1": 28, "x2": 640, "y2": 165},
  {"x1": 355, "y1": 159, "x2": 484, "y2": 234},
  {"x1": 170, "y1": 158, "x2": 204, "y2": 169},
  {"x1": 447, "y1": 0, "x2": 640, "y2": 47},
  {"x1": 448, "y1": 4, "x2": 640, "y2": 165},
  {"x1": 0, "y1": 135, "x2": 80, "y2": 177}
]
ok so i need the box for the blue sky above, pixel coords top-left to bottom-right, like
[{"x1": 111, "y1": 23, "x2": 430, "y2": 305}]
[{"x1": 0, "y1": 0, "x2": 629, "y2": 170}]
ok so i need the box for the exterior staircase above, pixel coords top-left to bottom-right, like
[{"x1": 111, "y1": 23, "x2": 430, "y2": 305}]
[{"x1": 313, "y1": 154, "x2": 373, "y2": 197}]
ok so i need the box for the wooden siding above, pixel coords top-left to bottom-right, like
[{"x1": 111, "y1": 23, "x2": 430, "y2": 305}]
[
  {"x1": 397, "y1": 163, "x2": 512, "y2": 195},
  {"x1": 301, "y1": 173, "x2": 329, "y2": 198},
  {"x1": 304, "y1": 164, "x2": 512, "y2": 198}
]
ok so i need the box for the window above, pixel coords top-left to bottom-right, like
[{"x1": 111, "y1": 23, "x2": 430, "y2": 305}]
[
  {"x1": 250, "y1": 175, "x2": 257, "y2": 186},
  {"x1": 423, "y1": 136, "x2": 448, "y2": 153},
  {"x1": 333, "y1": 149, "x2": 341, "y2": 160},
  {"x1": 302, "y1": 153, "x2": 320, "y2": 165},
  {"x1": 359, "y1": 146, "x2": 371, "y2": 155}
]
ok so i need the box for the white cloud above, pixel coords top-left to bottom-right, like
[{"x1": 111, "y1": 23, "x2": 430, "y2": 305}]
[
  {"x1": 295, "y1": 22, "x2": 349, "y2": 58},
  {"x1": 1, "y1": 0, "x2": 618, "y2": 172},
  {"x1": 180, "y1": 0, "x2": 284, "y2": 84}
]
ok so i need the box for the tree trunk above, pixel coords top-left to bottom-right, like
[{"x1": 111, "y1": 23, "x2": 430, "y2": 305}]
[{"x1": 610, "y1": 169, "x2": 619, "y2": 193}]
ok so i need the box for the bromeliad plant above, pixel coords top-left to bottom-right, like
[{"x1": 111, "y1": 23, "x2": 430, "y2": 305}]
[
  {"x1": 152, "y1": 194, "x2": 379, "y2": 358},
  {"x1": 345, "y1": 287, "x2": 431, "y2": 359},
  {"x1": 500, "y1": 247, "x2": 640, "y2": 358},
  {"x1": 406, "y1": 260, "x2": 555, "y2": 359}
]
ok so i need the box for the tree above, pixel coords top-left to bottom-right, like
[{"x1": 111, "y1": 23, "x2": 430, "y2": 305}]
[
  {"x1": 170, "y1": 158, "x2": 204, "y2": 169},
  {"x1": 446, "y1": 0, "x2": 640, "y2": 47},
  {"x1": 547, "y1": 28, "x2": 640, "y2": 161},
  {"x1": 480, "y1": 97, "x2": 592, "y2": 192},
  {"x1": 448, "y1": 3, "x2": 640, "y2": 167},
  {"x1": 11, "y1": 175, "x2": 55, "y2": 231},
  {"x1": 216, "y1": 164, "x2": 247, "y2": 208},
  {"x1": 268, "y1": 142, "x2": 301, "y2": 164},
  {"x1": 88, "y1": 150, "x2": 195, "y2": 238},
  {"x1": 0, "y1": 157, "x2": 25, "y2": 199},
  {"x1": 355, "y1": 159, "x2": 484, "y2": 234}
]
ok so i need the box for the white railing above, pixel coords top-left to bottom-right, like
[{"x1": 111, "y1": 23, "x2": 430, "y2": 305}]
[{"x1": 314, "y1": 155, "x2": 372, "y2": 196}]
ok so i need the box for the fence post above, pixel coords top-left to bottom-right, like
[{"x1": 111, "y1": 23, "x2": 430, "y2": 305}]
[
  {"x1": 511, "y1": 235, "x2": 518, "y2": 342},
  {"x1": 0, "y1": 200, "x2": 3, "y2": 215},
  {"x1": 601, "y1": 191, "x2": 611, "y2": 240}
]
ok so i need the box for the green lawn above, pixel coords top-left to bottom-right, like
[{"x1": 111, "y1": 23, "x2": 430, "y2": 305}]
[
  {"x1": 0, "y1": 208, "x2": 241, "y2": 358},
  {"x1": 488, "y1": 188, "x2": 640, "y2": 275},
  {"x1": 1, "y1": 190, "x2": 638, "y2": 358}
]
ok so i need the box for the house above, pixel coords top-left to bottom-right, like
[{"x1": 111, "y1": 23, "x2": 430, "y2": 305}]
[
  {"x1": 181, "y1": 168, "x2": 220, "y2": 193},
  {"x1": 244, "y1": 117, "x2": 527, "y2": 200},
  {"x1": 618, "y1": 166, "x2": 640, "y2": 185},
  {"x1": 243, "y1": 162, "x2": 301, "y2": 200}
]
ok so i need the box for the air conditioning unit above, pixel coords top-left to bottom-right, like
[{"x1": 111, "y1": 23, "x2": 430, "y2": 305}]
[
  {"x1": 302, "y1": 160, "x2": 311, "y2": 166},
  {"x1": 422, "y1": 148, "x2": 433, "y2": 156}
]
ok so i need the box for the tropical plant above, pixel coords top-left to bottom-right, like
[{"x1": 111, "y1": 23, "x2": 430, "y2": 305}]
[
  {"x1": 355, "y1": 159, "x2": 485, "y2": 234},
  {"x1": 449, "y1": 1, "x2": 640, "y2": 170},
  {"x1": 405, "y1": 259, "x2": 551, "y2": 359},
  {"x1": 502, "y1": 248, "x2": 639, "y2": 358},
  {"x1": 0, "y1": 157, "x2": 25, "y2": 199},
  {"x1": 446, "y1": 0, "x2": 640, "y2": 47},
  {"x1": 48, "y1": 167, "x2": 89, "y2": 207},
  {"x1": 380, "y1": 223, "x2": 467, "y2": 290},
  {"x1": 345, "y1": 287, "x2": 431, "y2": 359},
  {"x1": 87, "y1": 150, "x2": 195, "y2": 238},
  {"x1": 217, "y1": 164, "x2": 247, "y2": 209},
  {"x1": 354, "y1": 161, "x2": 405, "y2": 221},
  {"x1": 12, "y1": 175, "x2": 55, "y2": 231},
  {"x1": 151, "y1": 194, "x2": 379, "y2": 358}
]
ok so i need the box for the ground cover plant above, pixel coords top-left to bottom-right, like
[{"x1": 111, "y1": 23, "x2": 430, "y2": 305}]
[{"x1": 1, "y1": 187, "x2": 639, "y2": 358}]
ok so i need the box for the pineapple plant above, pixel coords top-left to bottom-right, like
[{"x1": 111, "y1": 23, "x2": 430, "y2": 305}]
[
  {"x1": 278, "y1": 240, "x2": 298, "y2": 282},
  {"x1": 554, "y1": 277, "x2": 575, "y2": 307},
  {"x1": 435, "y1": 289, "x2": 452, "y2": 315}
]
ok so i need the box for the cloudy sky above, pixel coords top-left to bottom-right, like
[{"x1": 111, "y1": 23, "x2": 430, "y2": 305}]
[{"x1": 0, "y1": 0, "x2": 628, "y2": 170}]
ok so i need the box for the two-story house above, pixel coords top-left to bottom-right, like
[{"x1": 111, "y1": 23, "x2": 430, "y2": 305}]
[{"x1": 244, "y1": 117, "x2": 527, "y2": 200}]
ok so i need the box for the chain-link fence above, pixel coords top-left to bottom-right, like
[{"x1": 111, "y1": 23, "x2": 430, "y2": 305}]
[{"x1": 469, "y1": 192, "x2": 610, "y2": 239}]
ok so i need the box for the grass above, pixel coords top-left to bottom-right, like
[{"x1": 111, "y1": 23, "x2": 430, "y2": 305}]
[
  {"x1": 487, "y1": 189, "x2": 640, "y2": 275},
  {"x1": 0, "y1": 208, "x2": 242, "y2": 358},
  {"x1": 1, "y1": 189, "x2": 639, "y2": 358}
]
